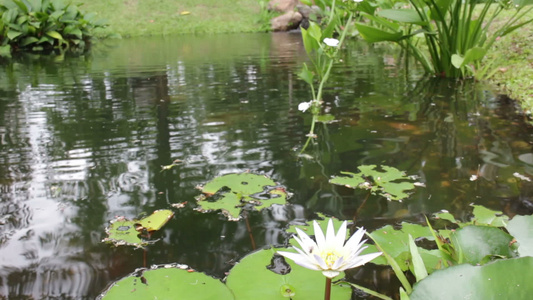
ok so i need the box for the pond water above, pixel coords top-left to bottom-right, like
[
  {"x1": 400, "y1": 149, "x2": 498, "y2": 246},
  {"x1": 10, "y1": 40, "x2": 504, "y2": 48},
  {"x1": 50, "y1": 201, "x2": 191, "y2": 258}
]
[{"x1": 1, "y1": 32, "x2": 533, "y2": 299}]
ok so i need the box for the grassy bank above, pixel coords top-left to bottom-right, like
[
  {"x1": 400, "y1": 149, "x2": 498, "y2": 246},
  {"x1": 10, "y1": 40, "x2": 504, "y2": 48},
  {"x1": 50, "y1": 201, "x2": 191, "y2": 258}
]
[
  {"x1": 78, "y1": 0, "x2": 273, "y2": 37},
  {"x1": 484, "y1": 9, "x2": 533, "y2": 114}
]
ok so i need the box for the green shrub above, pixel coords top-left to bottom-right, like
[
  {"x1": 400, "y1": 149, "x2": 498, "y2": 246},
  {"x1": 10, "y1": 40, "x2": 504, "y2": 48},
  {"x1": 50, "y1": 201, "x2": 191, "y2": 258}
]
[{"x1": 0, "y1": 0, "x2": 106, "y2": 56}]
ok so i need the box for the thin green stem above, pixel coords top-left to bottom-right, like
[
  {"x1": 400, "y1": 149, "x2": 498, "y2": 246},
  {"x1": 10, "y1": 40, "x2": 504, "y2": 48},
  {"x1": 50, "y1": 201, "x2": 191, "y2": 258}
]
[{"x1": 342, "y1": 282, "x2": 394, "y2": 300}]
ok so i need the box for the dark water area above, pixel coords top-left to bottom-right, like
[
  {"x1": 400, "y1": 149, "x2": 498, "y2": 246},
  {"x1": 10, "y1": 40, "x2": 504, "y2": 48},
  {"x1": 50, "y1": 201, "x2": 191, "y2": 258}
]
[{"x1": 1, "y1": 32, "x2": 533, "y2": 299}]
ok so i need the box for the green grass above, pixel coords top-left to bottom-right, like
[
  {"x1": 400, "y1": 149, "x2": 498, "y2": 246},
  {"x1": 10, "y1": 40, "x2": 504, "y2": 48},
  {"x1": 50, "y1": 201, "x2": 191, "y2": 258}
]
[
  {"x1": 483, "y1": 8, "x2": 533, "y2": 114},
  {"x1": 77, "y1": 0, "x2": 275, "y2": 37}
]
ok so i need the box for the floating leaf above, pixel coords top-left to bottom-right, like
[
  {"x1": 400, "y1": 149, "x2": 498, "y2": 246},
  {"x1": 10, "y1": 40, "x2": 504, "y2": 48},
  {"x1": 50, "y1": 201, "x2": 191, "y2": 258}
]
[
  {"x1": 226, "y1": 248, "x2": 351, "y2": 299},
  {"x1": 103, "y1": 209, "x2": 174, "y2": 247},
  {"x1": 197, "y1": 173, "x2": 288, "y2": 220},
  {"x1": 506, "y1": 215, "x2": 533, "y2": 257},
  {"x1": 410, "y1": 257, "x2": 533, "y2": 300},
  {"x1": 330, "y1": 165, "x2": 416, "y2": 201},
  {"x1": 99, "y1": 265, "x2": 233, "y2": 299},
  {"x1": 361, "y1": 223, "x2": 437, "y2": 271},
  {"x1": 471, "y1": 204, "x2": 509, "y2": 227},
  {"x1": 451, "y1": 225, "x2": 516, "y2": 265}
]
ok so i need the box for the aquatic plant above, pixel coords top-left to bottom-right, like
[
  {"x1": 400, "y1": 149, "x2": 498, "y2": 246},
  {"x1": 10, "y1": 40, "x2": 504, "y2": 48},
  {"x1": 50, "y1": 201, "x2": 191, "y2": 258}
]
[
  {"x1": 355, "y1": 0, "x2": 533, "y2": 77},
  {"x1": 0, "y1": 0, "x2": 107, "y2": 57}
]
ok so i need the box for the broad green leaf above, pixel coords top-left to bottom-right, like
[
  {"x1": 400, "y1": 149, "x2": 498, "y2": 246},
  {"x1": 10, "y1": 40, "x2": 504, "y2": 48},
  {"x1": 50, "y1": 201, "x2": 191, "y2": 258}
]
[
  {"x1": 306, "y1": 21, "x2": 322, "y2": 44},
  {"x1": 462, "y1": 47, "x2": 487, "y2": 66},
  {"x1": 330, "y1": 165, "x2": 416, "y2": 201},
  {"x1": 377, "y1": 9, "x2": 425, "y2": 25},
  {"x1": 409, "y1": 235, "x2": 428, "y2": 282},
  {"x1": 7, "y1": 30, "x2": 22, "y2": 40},
  {"x1": 297, "y1": 63, "x2": 314, "y2": 85},
  {"x1": 433, "y1": 210, "x2": 458, "y2": 224},
  {"x1": 20, "y1": 36, "x2": 38, "y2": 46},
  {"x1": 301, "y1": 25, "x2": 319, "y2": 56},
  {"x1": 198, "y1": 173, "x2": 288, "y2": 220},
  {"x1": 12, "y1": 0, "x2": 29, "y2": 13},
  {"x1": 226, "y1": 248, "x2": 351, "y2": 299},
  {"x1": 471, "y1": 204, "x2": 509, "y2": 227},
  {"x1": 100, "y1": 266, "x2": 233, "y2": 300},
  {"x1": 451, "y1": 225, "x2": 515, "y2": 265},
  {"x1": 355, "y1": 23, "x2": 403, "y2": 43},
  {"x1": 0, "y1": 45, "x2": 12, "y2": 57},
  {"x1": 103, "y1": 210, "x2": 174, "y2": 247},
  {"x1": 410, "y1": 257, "x2": 533, "y2": 300},
  {"x1": 137, "y1": 209, "x2": 174, "y2": 231},
  {"x1": 451, "y1": 54, "x2": 464, "y2": 69},
  {"x1": 506, "y1": 214, "x2": 533, "y2": 257},
  {"x1": 46, "y1": 30, "x2": 63, "y2": 40}
]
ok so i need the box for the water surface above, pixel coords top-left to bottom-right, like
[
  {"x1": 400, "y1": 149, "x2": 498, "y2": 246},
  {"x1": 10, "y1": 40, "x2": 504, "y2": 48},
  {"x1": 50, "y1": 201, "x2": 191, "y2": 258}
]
[{"x1": 1, "y1": 33, "x2": 532, "y2": 299}]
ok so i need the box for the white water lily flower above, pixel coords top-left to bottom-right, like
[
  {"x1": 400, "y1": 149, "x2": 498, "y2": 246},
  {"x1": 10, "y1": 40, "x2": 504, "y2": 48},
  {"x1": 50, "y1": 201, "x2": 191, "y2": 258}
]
[
  {"x1": 278, "y1": 219, "x2": 382, "y2": 278},
  {"x1": 323, "y1": 38, "x2": 340, "y2": 47},
  {"x1": 298, "y1": 101, "x2": 312, "y2": 112}
]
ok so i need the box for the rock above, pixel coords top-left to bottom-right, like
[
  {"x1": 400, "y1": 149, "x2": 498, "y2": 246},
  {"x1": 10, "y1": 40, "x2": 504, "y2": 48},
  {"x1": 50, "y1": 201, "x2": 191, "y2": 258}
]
[
  {"x1": 268, "y1": 0, "x2": 300, "y2": 13},
  {"x1": 271, "y1": 11, "x2": 303, "y2": 31}
]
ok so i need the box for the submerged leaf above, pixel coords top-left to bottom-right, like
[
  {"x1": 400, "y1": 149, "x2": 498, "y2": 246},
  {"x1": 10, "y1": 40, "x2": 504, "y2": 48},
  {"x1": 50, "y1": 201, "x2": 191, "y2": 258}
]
[
  {"x1": 330, "y1": 165, "x2": 417, "y2": 201},
  {"x1": 197, "y1": 173, "x2": 288, "y2": 220}
]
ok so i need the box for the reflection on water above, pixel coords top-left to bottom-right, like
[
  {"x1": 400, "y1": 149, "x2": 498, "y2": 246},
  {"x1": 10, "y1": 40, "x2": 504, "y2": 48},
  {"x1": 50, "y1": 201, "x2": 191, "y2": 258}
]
[{"x1": 0, "y1": 33, "x2": 532, "y2": 299}]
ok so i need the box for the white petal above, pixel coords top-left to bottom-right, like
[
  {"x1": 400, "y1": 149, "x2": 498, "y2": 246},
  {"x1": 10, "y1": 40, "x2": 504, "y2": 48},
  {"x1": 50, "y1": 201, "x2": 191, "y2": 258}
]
[
  {"x1": 335, "y1": 221, "x2": 348, "y2": 248},
  {"x1": 342, "y1": 252, "x2": 382, "y2": 270},
  {"x1": 313, "y1": 221, "x2": 326, "y2": 249},
  {"x1": 325, "y1": 219, "x2": 337, "y2": 246},
  {"x1": 322, "y1": 270, "x2": 341, "y2": 278},
  {"x1": 345, "y1": 227, "x2": 366, "y2": 250},
  {"x1": 295, "y1": 227, "x2": 318, "y2": 253},
  {"x1": 298, "y1": 102, "x2": 311, "y2": 112},
  {"x1": 277, "y1": 251, "x2": 322, "y2": 271},
  {"x1": 313, "y1": 253, "x2": 328, "y2": 270}
]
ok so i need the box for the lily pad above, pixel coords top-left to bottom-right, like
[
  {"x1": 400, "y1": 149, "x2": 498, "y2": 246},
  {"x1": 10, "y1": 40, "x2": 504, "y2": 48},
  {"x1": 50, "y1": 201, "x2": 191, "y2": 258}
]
[
  {"x1": 361, "y1": 223, "x2": 438, "y2": 272},
  {"x1": 470, "y1": 204, "x2": 509, "y2": 227},
  {"x1": 330, "y1": 165, "x2": 416, "y2": 201},
  {"x1": 451, "y1": 225, "x2": 516, "y2": 265},
  {"x1": 103, "y1": 209, "x2": 174, "y2": 247},
  {"x1": 226, "y1": 248, "x2": 351, "y2": 299},
  {"x1": 506, "y1": 214, "x2": 533, "y2": 257},
  {"x1": 410, "y1": 257, "x2": 533, "y2": 300},
  {"x1": 197, "y1": 173, "x2": 288, "y2": 220},
  {"x1": 99, "y1": 265, "x2": 233, "y2": 299}
]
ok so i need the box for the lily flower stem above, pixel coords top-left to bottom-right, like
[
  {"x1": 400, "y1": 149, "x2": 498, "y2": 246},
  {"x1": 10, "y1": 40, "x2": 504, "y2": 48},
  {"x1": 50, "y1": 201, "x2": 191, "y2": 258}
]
[{"x1": 324, "y1": 277, "x2": 332, "y2": 300}]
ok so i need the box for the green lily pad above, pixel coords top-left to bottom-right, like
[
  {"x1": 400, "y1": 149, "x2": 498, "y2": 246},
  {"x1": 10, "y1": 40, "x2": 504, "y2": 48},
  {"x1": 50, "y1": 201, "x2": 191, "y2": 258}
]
[
  {"x1": 506, "y1": 214, "x2": 533, "y2": 257},
  {"x1": 361, "y1": 223, "x2": 437, "y2": 271},
  {"x1": 197, "y1": 173, "x2": 288, "y2": 220},
  {"x1": 103, "y1": 209, "x2": 174, "y2": 247},
  {"x1": 226, "y1": 248, "x2": 351, "y2": 299},
  {"x1": 330, "y1": 165, "x2": 417, "y2": 201},
  {"x1": 451, "y1": 225, "x2": 516, "y2": 265},
  {"x1": 99, "y1": 265, "x2": 233, "y2": 299},
  {"x1": 470, "y1": 204, "x2": 509, "y2": 227},
  {"x1": 410, "y1": 257, "x2": 533, "y2": 300}
]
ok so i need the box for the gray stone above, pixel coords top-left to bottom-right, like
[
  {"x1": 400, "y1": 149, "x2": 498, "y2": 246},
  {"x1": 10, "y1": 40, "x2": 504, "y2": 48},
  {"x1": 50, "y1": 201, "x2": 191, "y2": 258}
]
[
  {"x1": 271, "y1": 11, "x2": 303, "y2": 31},
  {"x1": 268, "y1": 0, "x2": 300, "y2": 13}
]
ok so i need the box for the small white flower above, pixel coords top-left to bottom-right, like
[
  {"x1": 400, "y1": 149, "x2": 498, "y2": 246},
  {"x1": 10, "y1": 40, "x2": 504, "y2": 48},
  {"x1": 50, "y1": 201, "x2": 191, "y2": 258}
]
[
  {"x1": 353, "y1": 0, "x2": 364, "y2": 2},
  {"x1": 470, "y1": 174, "x2": 478, "y2": 181},
  {"x1": 298, "y1": 101, "x2": 312, "y2": 112},
  {"x1": 323, "y1": 38, "x2": 340, "y2": 47},
  {"x1": 278, "y1": 219, "x2": 382, "y2": 279}
]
